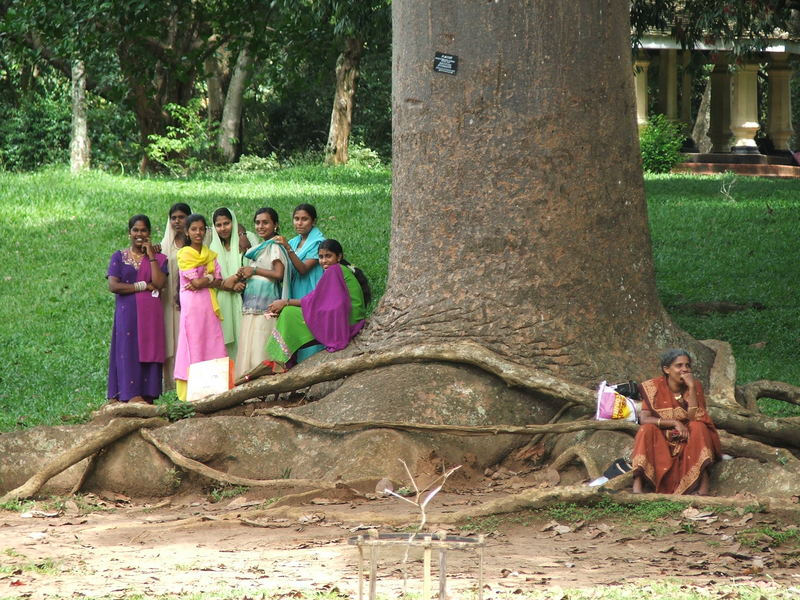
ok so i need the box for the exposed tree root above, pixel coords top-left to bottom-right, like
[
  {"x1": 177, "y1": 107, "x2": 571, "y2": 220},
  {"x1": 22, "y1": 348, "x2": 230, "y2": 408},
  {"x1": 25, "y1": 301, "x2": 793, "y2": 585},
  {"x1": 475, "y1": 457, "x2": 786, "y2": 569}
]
[
  {"x1": 0, "y1": 418, "x2": 166, "y2": 503},
  {"x1": 140, "y1": 428, "x2": 352, "y2": 493},
  {"x1": 251, "y1": 485, "x2": 800, "y2": 526},
  {"x1": 257, "y1": 406, "x2": 639, "y2": 437},
  {"x1": 267, "y1": 484, "x2": 368, "y2": 509},
  {"x1": 550, "y1": 444, "x2": 602, "y2": 480},
  {"x1": 673, "y1": 301, "x2": 766, "y2": 315},
  {"x1": 718, "y1": 431, "x2": 800, "y2": 466},
  {"x1": 70, "y1": 452, "x2": 99, "y2": 495},
  {"x1": 709, "y1": 408, "x2": 799, "y2": 448},
  {"x1": 96, "y1": 342, "x2": 597, "y2": 419},
  {"x1": 736, "y1": 380, "x2": 800, "y2": 412},
  {"x1": 260, "y1": 486, "x2": 800, "y2": 525},
  {"x1": 89, "y1": 341, "x2": 800, "y2": 451}
]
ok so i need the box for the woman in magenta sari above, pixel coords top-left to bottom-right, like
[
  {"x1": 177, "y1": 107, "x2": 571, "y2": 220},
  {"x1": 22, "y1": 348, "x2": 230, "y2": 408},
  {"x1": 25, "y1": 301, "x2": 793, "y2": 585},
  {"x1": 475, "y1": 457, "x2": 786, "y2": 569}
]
[
  {"x1": 107, "y1": 215, "x2": 168, "y2": 404},
  {"x1": 264, "y1": 239, "x2": 369, "y2": 371}
]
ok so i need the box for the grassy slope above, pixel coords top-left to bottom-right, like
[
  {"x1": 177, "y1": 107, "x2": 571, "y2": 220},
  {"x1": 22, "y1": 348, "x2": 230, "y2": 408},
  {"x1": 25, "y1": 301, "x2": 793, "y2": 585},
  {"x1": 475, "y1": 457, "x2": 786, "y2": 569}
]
[
  {"x1": 0, "y1": 166, "x2": 391, "y2": 430},
  {"x1": 0, "y1": 168, "x2": 797, "y2": 431},
  {"x1": 646, "y1": 174, "x2": 800, "y2": 416}
]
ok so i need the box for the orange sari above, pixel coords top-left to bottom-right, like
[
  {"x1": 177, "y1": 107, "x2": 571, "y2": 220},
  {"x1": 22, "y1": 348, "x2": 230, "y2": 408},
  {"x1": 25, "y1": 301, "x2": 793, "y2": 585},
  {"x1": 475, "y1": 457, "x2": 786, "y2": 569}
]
[{"x1": 631, "y1": 377, "x2": 721, "y2": 494}]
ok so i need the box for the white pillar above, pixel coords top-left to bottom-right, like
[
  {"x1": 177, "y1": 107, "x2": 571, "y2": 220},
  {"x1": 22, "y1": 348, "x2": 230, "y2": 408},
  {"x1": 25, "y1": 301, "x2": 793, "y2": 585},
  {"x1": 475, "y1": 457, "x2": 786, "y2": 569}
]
[
  {"x1": 730, "y1": 61, "x2": 761, "y2": 153},
  {"x1": 708, "y1": 62, "x2": 732, "y2": 153},
  {"x1": 634, "y1": 54, "x2": 650, "y2": 131},
  {"x1": 767, "y1": 53, "x2": 793, "y2": 152},
  {"x1": 658, "y1": 49, "x2": 678, "y2": 120}
]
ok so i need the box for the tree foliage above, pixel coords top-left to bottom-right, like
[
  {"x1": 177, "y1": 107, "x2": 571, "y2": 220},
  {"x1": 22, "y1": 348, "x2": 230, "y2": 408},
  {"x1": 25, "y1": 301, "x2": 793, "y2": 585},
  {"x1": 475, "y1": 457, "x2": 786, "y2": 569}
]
[{"x1": 631, "y1": 1, "x2": 800, "y2": 54}]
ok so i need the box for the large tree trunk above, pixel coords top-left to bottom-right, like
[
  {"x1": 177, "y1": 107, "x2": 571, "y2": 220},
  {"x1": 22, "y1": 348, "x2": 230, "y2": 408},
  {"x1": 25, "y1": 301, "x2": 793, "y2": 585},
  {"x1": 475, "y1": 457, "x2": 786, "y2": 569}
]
[
  {"x1": 354, "y1": 0, "x2": 708, "y2": 387},
  {"x1": 218, "y1": 48, "x2": 252, "y2": 163},
  {"x1": 69, "y1": 60, "x2": 90, "y2": 173},
  {"x1": 324, "y1": 37, "x2": 364, "y2": 166}
]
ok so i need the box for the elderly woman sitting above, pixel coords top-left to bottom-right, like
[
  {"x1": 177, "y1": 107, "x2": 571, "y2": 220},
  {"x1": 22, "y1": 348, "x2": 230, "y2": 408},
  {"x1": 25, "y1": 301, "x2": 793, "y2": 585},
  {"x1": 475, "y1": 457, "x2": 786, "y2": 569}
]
[{"x1": 631, "y1": 349, "x2": 722, "y2": 495}]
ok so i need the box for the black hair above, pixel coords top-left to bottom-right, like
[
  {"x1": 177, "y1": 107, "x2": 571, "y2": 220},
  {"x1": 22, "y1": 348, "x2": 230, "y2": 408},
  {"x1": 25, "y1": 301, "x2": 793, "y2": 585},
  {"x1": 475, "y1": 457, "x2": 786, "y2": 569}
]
[
  {"x1": 319, "y1": 239, "x2": 372, "y2": 305},
  {"x1": 169, "y1": 202, "x2": 192, "y2": 217},
  {"x1": 128, "y1": 214, "x2": 151, "y2": 231},
  {"x1": 212, "y1": 207, "x2": 233, "y2": 224},
  {"x1": 185, "y1": 213, "x2": 208, "y2": 230},
  {"x1": 293, "y1": 203, "x2": 317, "y2": 221},
  {"x1": 254, "y1": 207, "x2": 280, "y2": 233},
  {"x1": 660, "y1": 349, "x2": 691, "y2": 372}
]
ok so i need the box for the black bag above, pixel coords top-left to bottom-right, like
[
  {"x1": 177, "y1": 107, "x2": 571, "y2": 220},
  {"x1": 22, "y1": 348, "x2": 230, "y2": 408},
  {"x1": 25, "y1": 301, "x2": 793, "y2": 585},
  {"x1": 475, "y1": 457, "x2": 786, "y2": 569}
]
[
  {"x1": 612, "y1": 380, "x2": 639, "y2": 400},
  {"x1": 603, "y1": 458, "x2": 632, "y2": 480}
]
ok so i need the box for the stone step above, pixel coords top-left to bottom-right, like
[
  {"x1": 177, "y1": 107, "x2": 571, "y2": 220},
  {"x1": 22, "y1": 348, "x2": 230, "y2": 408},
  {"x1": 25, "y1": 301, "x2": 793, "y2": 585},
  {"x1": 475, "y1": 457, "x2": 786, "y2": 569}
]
[{"x1": 672, "y1": 162, "x2": 800, "y2": 178}]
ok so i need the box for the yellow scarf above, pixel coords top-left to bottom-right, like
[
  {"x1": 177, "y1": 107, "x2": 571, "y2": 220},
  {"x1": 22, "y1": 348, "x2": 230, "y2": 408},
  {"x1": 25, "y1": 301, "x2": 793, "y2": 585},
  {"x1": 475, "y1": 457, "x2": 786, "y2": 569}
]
[{"x1": 177, "y1": 245, "x2": 222, "y2": 319}]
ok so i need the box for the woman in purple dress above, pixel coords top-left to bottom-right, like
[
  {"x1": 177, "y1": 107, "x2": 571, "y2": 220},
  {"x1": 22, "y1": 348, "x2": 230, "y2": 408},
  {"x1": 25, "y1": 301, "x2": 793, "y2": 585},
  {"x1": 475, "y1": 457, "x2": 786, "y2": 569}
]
[{"x1": 107, "y1": 215, "x2": 168, "y2": 404}]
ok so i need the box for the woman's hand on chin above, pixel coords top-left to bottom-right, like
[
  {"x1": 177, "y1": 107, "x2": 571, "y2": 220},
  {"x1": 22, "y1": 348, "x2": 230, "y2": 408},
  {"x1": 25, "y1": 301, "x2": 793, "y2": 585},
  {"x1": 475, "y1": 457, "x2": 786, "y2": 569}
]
[{"x1": 681, "y1": 372, "x2": 695, "y2": 389}]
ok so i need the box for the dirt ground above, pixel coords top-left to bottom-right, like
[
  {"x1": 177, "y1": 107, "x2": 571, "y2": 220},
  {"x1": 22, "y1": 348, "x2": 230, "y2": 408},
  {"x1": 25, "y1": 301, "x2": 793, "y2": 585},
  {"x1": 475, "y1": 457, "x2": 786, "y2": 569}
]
[{"x1": 2, "y1": 483, "x2": 799, "y2": 600}]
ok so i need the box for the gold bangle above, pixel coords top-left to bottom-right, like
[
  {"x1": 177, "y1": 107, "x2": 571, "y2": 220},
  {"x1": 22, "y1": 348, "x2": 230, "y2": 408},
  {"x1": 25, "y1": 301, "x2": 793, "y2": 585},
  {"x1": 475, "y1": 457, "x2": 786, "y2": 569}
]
[{"x1": 657, "y1": 418, "x2": 661, "y2": 428}]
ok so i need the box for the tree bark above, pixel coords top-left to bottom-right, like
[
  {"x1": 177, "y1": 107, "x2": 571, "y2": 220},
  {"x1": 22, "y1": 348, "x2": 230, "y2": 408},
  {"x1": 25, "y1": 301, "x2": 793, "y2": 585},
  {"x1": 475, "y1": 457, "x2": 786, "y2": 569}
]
[
  {"x1": 205, "y1": 49, "x2": 231, "y2": 126},
  {"x1": 69, "y1": 60, "x2": 90, "y2": 173},
  {"x1": 358, "y1": 0, "x2": 710, "y2": 387},
  {"x1": 218, "y1": 48, "x2": 252, "y2": 163},
  {"x1": 324, "y1": 37, "x2": 363, "y2": 165}
]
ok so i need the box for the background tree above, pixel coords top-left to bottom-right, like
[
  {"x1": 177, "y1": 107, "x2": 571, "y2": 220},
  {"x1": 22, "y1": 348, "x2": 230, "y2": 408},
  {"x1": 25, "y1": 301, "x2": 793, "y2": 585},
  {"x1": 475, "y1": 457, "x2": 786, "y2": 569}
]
[
  {"x1": 631, "y1": 0, "x2": 800, "y2": 53},
  {"x1": 1, "y1": 0, "x2": 279, "y2": 171},
  {"x1": 318, "y1": 0, "x2": 390, "y2": 165}
]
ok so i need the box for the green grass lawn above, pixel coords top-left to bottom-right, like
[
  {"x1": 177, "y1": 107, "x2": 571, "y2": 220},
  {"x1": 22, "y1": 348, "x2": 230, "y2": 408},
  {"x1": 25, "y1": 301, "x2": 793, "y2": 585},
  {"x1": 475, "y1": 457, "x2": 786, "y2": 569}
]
[
  {"x1": 0, "y1": 167, "x2": 797, "y2": 431},
  {"x1": 646, "y1": 173, "x2": 800, "y2": 416}
]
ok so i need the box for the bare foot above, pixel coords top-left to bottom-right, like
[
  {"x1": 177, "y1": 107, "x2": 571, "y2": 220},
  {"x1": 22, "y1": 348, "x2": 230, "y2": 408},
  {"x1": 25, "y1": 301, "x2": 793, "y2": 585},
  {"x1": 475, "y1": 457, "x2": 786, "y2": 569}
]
[
  {"x1": 632, "y1": 474, "x2": 643, "y2": 494},
  {"x1": 128, "y1": 396, "x2": 148, "y2": 404}
]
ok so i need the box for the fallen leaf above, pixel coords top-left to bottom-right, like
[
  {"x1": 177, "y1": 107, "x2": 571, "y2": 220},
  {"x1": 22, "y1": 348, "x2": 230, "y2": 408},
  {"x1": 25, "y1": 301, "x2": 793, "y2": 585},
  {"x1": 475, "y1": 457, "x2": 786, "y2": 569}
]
[
  {"x1": 553, "y1": 525, "x2": 572, "y2": 535},
  {"x1": 297, "y1": 513, "x2": 325, "y2": 525}
]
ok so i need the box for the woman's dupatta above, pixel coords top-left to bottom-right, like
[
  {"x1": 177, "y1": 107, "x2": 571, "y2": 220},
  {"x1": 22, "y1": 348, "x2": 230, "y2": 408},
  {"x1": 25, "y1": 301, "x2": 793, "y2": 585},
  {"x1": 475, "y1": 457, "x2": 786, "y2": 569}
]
[
  {"x1": 210, "y1": 208, "x2": 245, "y2": 345},
  {"x1": 177, "y1": 245, "x2": 222, "y2": 318},
  {"x1": 290, "y1": 226, "x2": 325, "y2": 260},
  {"x1": 301, "y1": 264, "x2": 364, "y2": 351},
  {"x1": 135, "y1": 254, "x2": 167, "y2": 363}
]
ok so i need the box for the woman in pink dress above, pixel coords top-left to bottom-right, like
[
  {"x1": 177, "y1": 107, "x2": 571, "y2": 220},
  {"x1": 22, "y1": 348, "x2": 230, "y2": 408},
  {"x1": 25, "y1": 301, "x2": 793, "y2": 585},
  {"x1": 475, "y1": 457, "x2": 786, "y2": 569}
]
[{"x1": 173, "y1": 214, "x2": 227, "y2": 401}]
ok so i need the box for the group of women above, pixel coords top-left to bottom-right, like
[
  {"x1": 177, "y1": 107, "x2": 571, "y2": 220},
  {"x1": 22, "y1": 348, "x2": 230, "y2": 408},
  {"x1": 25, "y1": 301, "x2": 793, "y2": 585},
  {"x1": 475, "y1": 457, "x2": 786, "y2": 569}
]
[
  {"x1": 106, "y1": 202, "x2": 368, "y2": 404},
  {"x1": 107, "y1": 205, "x2": 721, "y2": 496}
]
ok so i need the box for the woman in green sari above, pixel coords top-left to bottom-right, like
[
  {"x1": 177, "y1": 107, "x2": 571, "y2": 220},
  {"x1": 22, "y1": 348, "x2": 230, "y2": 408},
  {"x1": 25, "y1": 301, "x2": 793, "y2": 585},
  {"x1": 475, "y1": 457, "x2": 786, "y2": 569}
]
[
  {"x1": 210, "y1": 207, "x2": 259, "y2": 360},
  {"x1": 265, "y1": 239, "x2": 369, "y2": 371}
]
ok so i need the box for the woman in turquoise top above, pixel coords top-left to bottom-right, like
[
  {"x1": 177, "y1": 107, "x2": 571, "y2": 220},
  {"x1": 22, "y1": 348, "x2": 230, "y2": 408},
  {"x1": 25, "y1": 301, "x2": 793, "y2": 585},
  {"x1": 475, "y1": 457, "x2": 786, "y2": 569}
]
[
  {"x1": 274, "y1": 203, "x2": 325, "y2": 299},
  {"x1": 273, "y1": 203, "x2": 326, "y2": 362}
]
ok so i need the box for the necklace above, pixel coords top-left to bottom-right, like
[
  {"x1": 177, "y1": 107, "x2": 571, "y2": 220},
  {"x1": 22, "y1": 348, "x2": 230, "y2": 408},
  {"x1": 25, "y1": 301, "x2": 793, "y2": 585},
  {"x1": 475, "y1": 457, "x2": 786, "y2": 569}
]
[{"x1": 123, "y1": 247, "x2": 144, "y2": 268}]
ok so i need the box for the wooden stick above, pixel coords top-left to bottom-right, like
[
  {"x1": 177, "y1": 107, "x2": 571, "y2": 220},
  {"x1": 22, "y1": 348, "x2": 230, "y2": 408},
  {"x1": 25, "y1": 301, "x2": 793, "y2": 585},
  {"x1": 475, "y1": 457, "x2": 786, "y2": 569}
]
[{"x1": 0, "y1": 418, "x2": 166, "y2": 503}]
